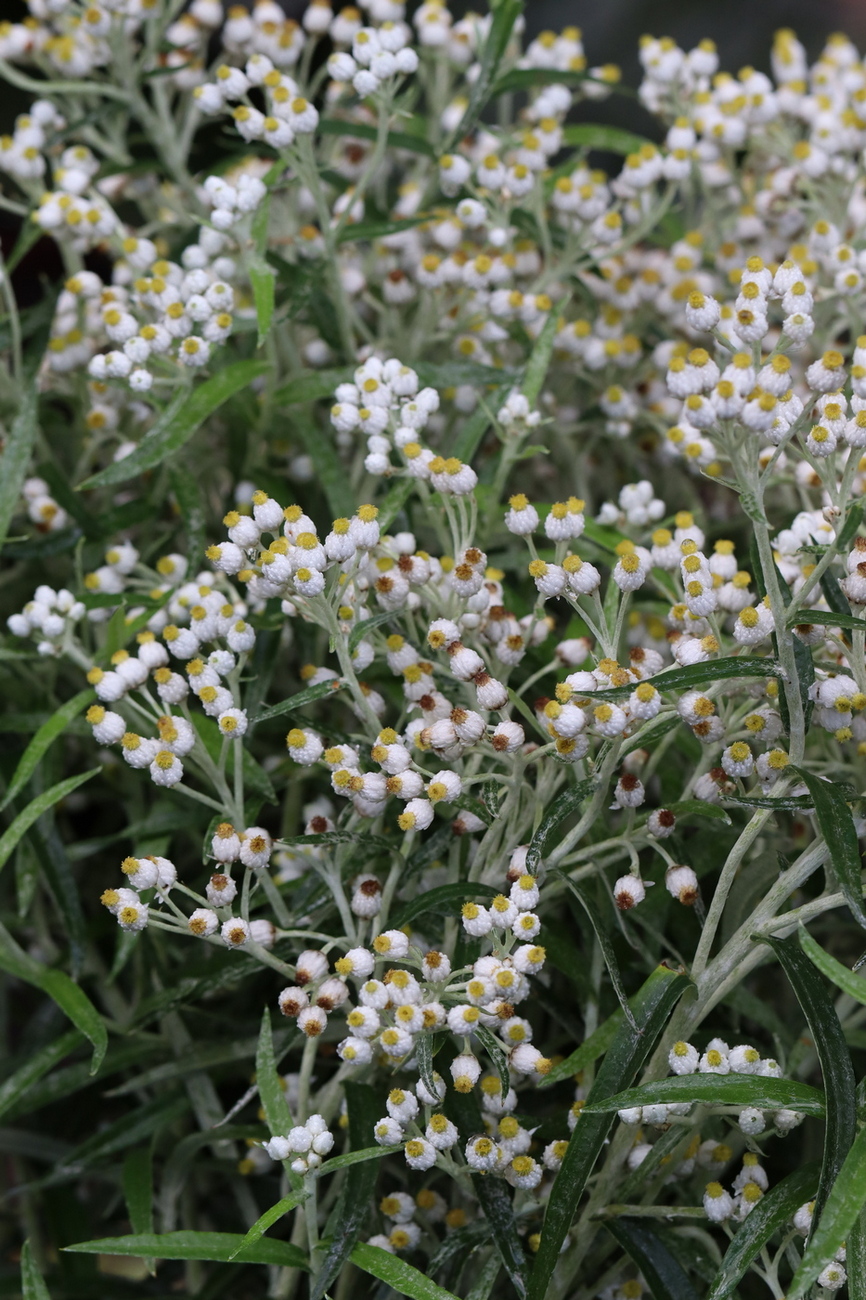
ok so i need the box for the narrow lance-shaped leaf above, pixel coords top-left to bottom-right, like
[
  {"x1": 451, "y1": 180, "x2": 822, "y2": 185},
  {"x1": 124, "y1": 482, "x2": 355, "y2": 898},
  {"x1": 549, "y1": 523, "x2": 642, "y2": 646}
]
[
  {"x1": 227, "y1": 1190, "x2": 308, "y2": 1261},
  {"x1": 1, "y1": 688, "x2": 93, "y2": 810},
  {"x1": 256, "y1": 1007, "x2": 294, "y2": 1134},
  {"x1": 527, "y1": 964, "x2": 692, "y2": 1300},
  {"x1": 706, "y1": 1163, "x2": 821, "y2": 1300},
  {"x1": 20, "y1": 1241, "x2": 51, "y2": 1300},
  {"x1": 312, "y1": 1081, "x2": 381, "y2": 1300},
  {"x1": 787, "y1": 1122, "x2": 866, "y2": 1298},
  {"x1": 555, "y1": 873, "x2": 638, "y2": 1030},
  {"x1": 540, "y1": 1008, "x2": 623, "y2": 1088},
  {"x1": 393, "y1": 883, "x2": 499, "y2": 929},
  {"x1": 416, "y1": 1034, "x2": 443, "y2": 1102},
  {"x1": 581, "y1": 1073, "x2": 825, "y2": 1116},
  {"x1": 790, "y1": 766, "x2": 866, "y2": 930},
  {"x1": 351, "y1": 1242, "x2": 462, "y2": 1300},
  {"x1": 0, "y1": 919, "x2": 107, "y2": 1073},
  {"x1": 759, "y1": 934, "x2": 857, "y2": 1229},
  {"x1": 448, "y1": 1086, "x2": 528, "y2": 1298},
  {"x1": 525, "y1": 779, "x2": 595, "y2": 872},
  {"x1": 604, "y1": 1217, "x2": 701, "y2": 1300},
  {"x1": 168, "y1": 462, "x2": 206, "y2": 567},
  {"x1": 254, "y1": 677, "x2": 346, "y2": 724},
  {"x1": 788, "y1": 609, "x2": 866, "y2": 631},
  {"x1": 318, "y1": 1145, "x2": 399, "y2": 1175},
  {"x1": 0, "y1": 378, "x2": 38, "y2": 554},
  {"x1": 521, "y1": 304, "x2": 562, "y2": 407},
  {"x1": 475, "y1": 1024, "x2": 511, "y2": 1101},
  {"x1": 123, "y1": 1146, "x2": 155, "y2": 1274},
  {"x1": 799, "y1": 925, "x2": 866, "y2": 1006},
  {"x1": 292, "y1": 416, "x2": 355, "y2": 518},
  {"x1": 63, "y1": 1231, "x2": 308, "y2": 1269},
  {"x1": 562, "y1": 124, "x2": 655, "y2": 154},
  {"x1": 79, "y1": 359, "x2": 268, "y2": 490},
  {"x1": 443, "y1": 0, "x2": 523, "y2": 151},
  {"x1": 0, "y1": 1029, "x2": 82, "y2": 1124},
  {"x1": 272, "y1": 366, "x2": 352, "y2": 406},
  {"x1": 591, "y1": 657, "x2": 780, "y2": 700},
  {"x1": 249, "y1": 255, "x2": 276, "y2": 347},
  {"x1": 318, "y1": 117, "x2": 436, "y2": 157}
]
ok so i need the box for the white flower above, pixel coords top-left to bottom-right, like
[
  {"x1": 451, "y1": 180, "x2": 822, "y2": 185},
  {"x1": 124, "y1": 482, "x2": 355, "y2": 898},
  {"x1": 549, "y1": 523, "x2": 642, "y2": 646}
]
[
  {"x1": 614, "y1": 875, "x2": 646, "y2": 910},
  {"x1": 703, "y1": 1182, "x2": 734, "y2": 1222}
]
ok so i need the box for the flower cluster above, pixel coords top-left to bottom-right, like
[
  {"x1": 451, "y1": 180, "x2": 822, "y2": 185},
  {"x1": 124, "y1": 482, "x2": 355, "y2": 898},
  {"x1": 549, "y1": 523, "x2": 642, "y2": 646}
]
[{"x1": 4, "y1": 6, "x2": 866, "y2": 1299}]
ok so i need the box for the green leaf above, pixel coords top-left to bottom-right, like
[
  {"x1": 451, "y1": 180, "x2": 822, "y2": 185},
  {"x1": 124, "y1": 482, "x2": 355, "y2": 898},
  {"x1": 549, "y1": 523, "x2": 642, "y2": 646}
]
[
  {"x1": 0, "y1": 923, "x2": 108, "y2": 1075},
  {"x1": 318, "y1": 1144, "x2": 399, "y2": 1175},
  {"x1": 820, "y1": 570, "x2": 854, "y2": 619},
  {"x1": 555, "y1": 874, "x2": 637, "y2": 1031},
  {"x1": 79, "y1": 359, "x2": 268, "y2": 490},
  {"x1": 799, "y1": 925, "x2": 866, "y2": 1006},
  {"x1": 416, "y1": 1034, "x2": 442, "y2": 1101},
  {"x1": 272, "y1": 366, "x2": 351, "y2": 407},
  {"x1": 393, "y1": 882, "x2": 499, "y2": 929},
  {"x1": 528, "y1": 964, "x2": 692, "y2": 1300},
  {"x1": 0, "y1": 378, "x2": 38, "y2": 554},
  {"x1": 227, "y1": 1191, "x2": 308, "y2": 1260},
  {"x1": 254, "y1": 677, "x2": 346, "y2": 724},
  {"x1": 192, "y1": 714, "x2": 276, "y2": 804},
  {"x1": 562, "y1": 124, "x2": 655, "y2": 155},
  {"x1": 604, "y1": 1218, "x2": 700, "y2": 1300},
  {"x1": 293, "y1": 418, "x2": 355, "y2": 518},
  {"x1": 539, "y1": 1008, "x2": 623, "y2": 1088},
  {"x1": 525, "y1": 778, "x2": 595, "y2": 873},
  {"x1": 706, "y1": 1163, "x2": 820, "y2": 1300},
  {"x1": 168, "y1": 462, "x2": 206, "y2": 567},
  {"x1": 337, "y1": 215, "x2": 432, "y2": 244},
  {"x1": 590, "y1": 657, "x2": 779, "y2": 700},
  {"x1": 378, "y1": 477, "x2": 415, "y2": 532},
  {"x1": 351, "y1": 1242, "x2": 461, "y2": 1300},
  {"x1": 521, "y1": 306, "x2": 561, "y2": 407},
  {"x1": 446, "y1": 1086, "x2": 529, "y2": 1298},
  {"x1": 848, "y1": 1208, "x2": 866, "y2": 1300},
  {"x1": 723, "y1": 793, "x2": 814, "y2": 811},
  {"x1": 416, "y1": 361, "x2": 516, "y2": 389},
  {"x1": 464, "y1": 1252, "x2": 501, "y2": 1300},
  {"x1": 491, "y1": 66, "x2": 591, "y2": 95},
  {"x1": 249, "y1": 255, "x2": 276, "y2": 347},
  {"x1": 839, "y1": 501, "x2": 864, "y2": 550},
  {"x1": 318, "y1": 117, "x2": 436, "y2": 157},
  {"x1": 312, "y1": 1081, "x2": 381, "y2": 1300},
  {"x1": 0, "y1": 767, "x2": 99, "y2": 878},
  {"x1": 122, "y1": 1146, "x2": 155, "y2": 1272},
  {"x1": 255, "y1": 1007, "x2": 294, "y2": 1136},
  {"x1": 790, "y1": 766, "x2": 866, "y2": 929},
  {"x1": 451, "y1": 405, "x2": 492, "y2": 464},
  {"x1": 788, "y1": 1121, "x2": 866, "y2": 1298},
  {"x1": 443, "y1": 0, "x2": 523, "y2": 150},
  {"x1": 123, "y1": 1146, "x2": 154, "y2": 1237},
  {"x1": 581, "y1": 1073, "x2": 825, "y2": 1116},
  {"x1": 0, "y1": 1028, "x2": 82, "y2": 1123},
  {"x1": 348, "y1": 608, "x2": 397, "y2": 654},
  {"x1": 63, "y1": 1231, "x2": 308, "y2": 1268},
  {"x1": 475, "y1": 1024, "x2": 511, "y2": 1101},
  {"x1": 621, "y1": 712, "x2": 680, "y2": 758},
  {"x1": 1, "y1": 689, "x2": 93, "y2": 810},
  {"x1": 662, "y1": 799, "x2": 731, "y2": 824},
  {"x1": 788, "y1": 608, "x2": 866, "y2": 631},
  {"x1": 449, "y1": 792, "x2": 492, "y2": 826},
  {"x1": 759, "y1": 935, "x2": 856, "y2": 1229},
  {"x1": 20, "y1": 1240, "x2": 50, "y2": 1300}
]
